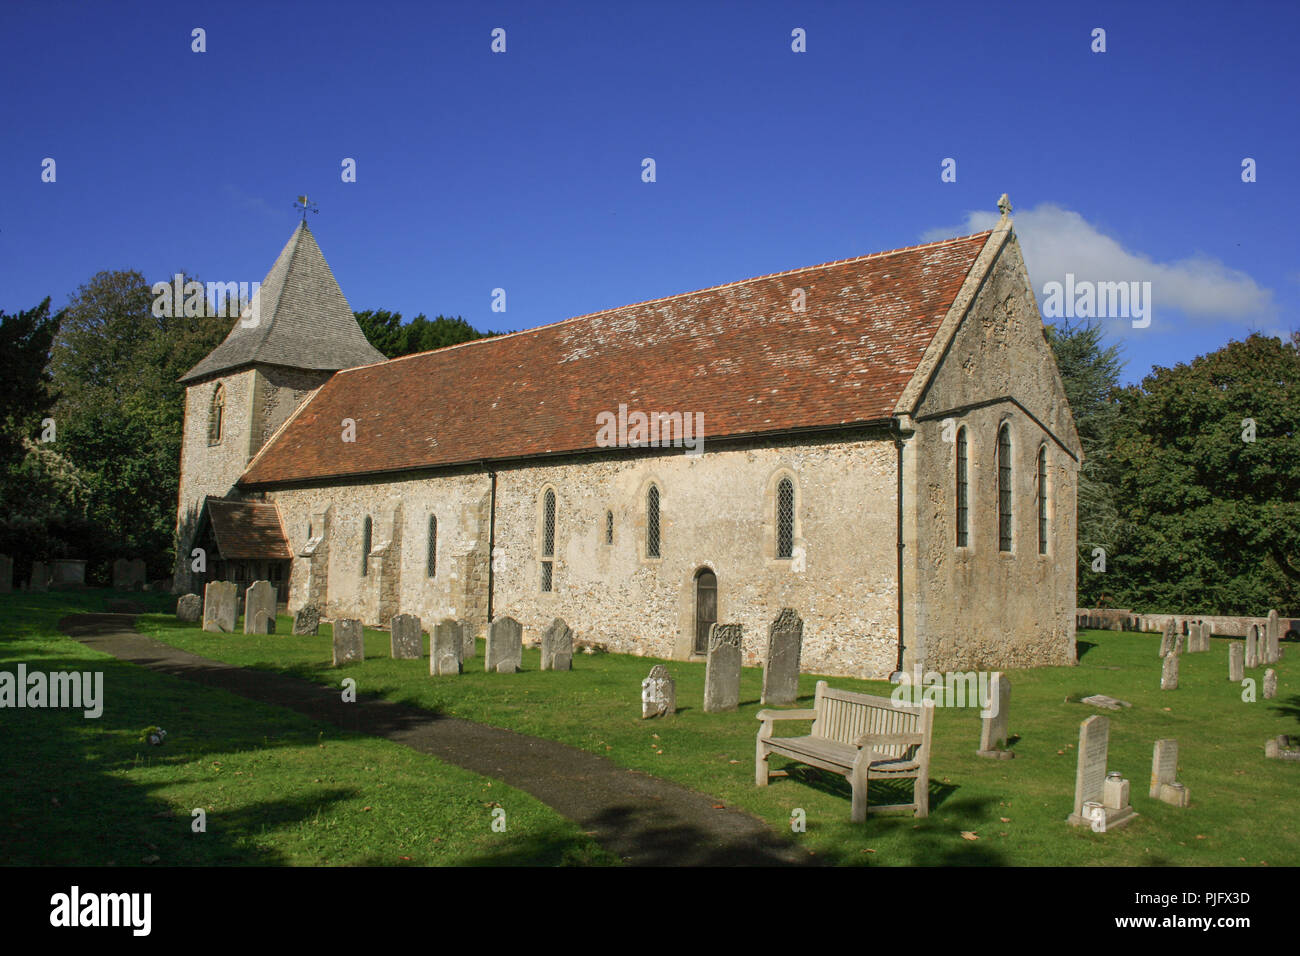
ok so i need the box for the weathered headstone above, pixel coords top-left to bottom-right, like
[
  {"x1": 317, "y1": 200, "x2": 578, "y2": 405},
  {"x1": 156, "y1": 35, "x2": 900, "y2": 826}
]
[
  {"x1": 1160, "y1": 651, "x2": 1179, "y2": 691},
  {"x1": 486, "y1": 616, "x2": 522, "y2": 673},
  {"x1": 29, "y1": 560, "x2": 48, "y2": 592},
  {"x1": 458, "y1": 619, "x2": 476, "y2": 659},
  {"x1": 202, "y1": 581, "x2": 238, "y2": 633},
  {"x1": 539, "y1": 617, "x2": 574, "y2": 671},
  {"x1": 390, "y1": 613, "x2": 423, "y2": 660},
  {"x1": 112, "y1": 558, "x2": 130, "y2": 590},
  {"x1": 1266, "y1": 610, "x2": 1280, "y2": 664},
  {"x1": 1246, "y1": 626, "x2": 1260, "y2": 669},
  {"x1": 0, "y1": 554, "x2": 11, "y2": 593},
  {"x1": 1173, "y1": 632, "x2": 1185, "y2": 656},
  {"x1": 977, "y1": 672, "x2": 1013, "y2": 758},
  {"x1": 704, "y1": 623, "x2": 743, "y2": 713},
  {"x1": 1200, "y1": 620, "x2": 1213, "y2": 651},
  {"x1": 1149, "y1": 739, "x2": 1189, "y2": 806},
  {"x1": 641, "y1": 664, "x2": 676, "y2": 719},
  {"x1": 332, "y1": 619, "x2": 365, "y2": 665},
  {"x1": 243, "y1": 581, "x2": 277, "y2": 634},
  {"x1": 127, "y1": 558, "x2": 147, "y2": 589},
  {"x1": 1264, "y1": 668, "x2": 1277, "y2": 700},
  {"x1": 1067, "y1": 715, "x2": 1136, "y2": 830},
  {"x1": 1158, "y1": 620, "x2": 1175, "y2": 658},
  {"x1": 760, "y1": 608, "x2": 803, "y2": 706},
  {"x1": 176, "y1": 593, "x2": 202, "y2": 623},
  {"x1": 1079, "y1": 694, "x2": 1130, "y2": 710},
  {"x1": 293, "y1": 605, "x2": 320, "y2": 636},
  {"x1": 1265, "y1": 735, "x2": 1300, "y2": 760},
  {"x1": 431, "y1": 619, "x2": 462, "y2": 676},
  {"x1": 1228, "y1": 642, "x2": 1244, "y2": 682}
]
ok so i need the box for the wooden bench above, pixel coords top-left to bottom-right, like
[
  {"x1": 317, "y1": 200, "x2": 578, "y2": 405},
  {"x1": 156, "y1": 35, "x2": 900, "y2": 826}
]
[{"x1": 755, "y1": 680, "x2": 934, "y2": 822}]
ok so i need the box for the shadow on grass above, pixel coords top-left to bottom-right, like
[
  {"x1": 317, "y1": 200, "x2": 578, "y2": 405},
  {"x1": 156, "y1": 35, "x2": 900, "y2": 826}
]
[{"x1": 1075, "y1": 640, "x2": 1098, "y2": 661}]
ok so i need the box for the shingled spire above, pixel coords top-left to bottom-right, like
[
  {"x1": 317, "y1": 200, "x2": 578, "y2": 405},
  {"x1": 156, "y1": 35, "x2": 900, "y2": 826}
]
[{"x1": 179, "y1": 221, "x2": 385, "y2": 383}]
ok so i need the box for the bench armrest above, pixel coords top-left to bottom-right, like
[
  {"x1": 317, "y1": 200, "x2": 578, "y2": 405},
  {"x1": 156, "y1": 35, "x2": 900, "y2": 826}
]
[
  {"x1": 756, "y1": 709, "x2": 817, "y2": 722},
  {"x1": 853, "y1": 732, "x2": 924, "y2": 748}
]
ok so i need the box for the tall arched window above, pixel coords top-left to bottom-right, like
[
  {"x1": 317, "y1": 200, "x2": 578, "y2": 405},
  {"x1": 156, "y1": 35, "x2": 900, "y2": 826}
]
[
  {"x1": 361, "y1": 515, "x2": 372, "y2": 576},
  {"x1": 541, "y1": 489, "x2": 555, "y2": 592},
  {"x1": 605, "y1": 510, "x2": 614, "y2": 546},
  {"x1": 956, "y1": 427, "x2": 969, "y2": 548},
  {"x1": 997, "y1": 425, "x2": 1012, "y2": 552},
  {"x1": 776, "y1": 477, "x2": 794, "y2": 558},
  {"x1": 427, "y1": 515, "x2": 438, "y2": 577},
  {"x1": 208, "y1": 384, "x2": 225, "y2": 445},
  {"x1": 1036, "y1": 446, "x2": 1048, "y2": 555},
  {"x1": 646, "y1": 484, "x2": 661, "y2": 558}
]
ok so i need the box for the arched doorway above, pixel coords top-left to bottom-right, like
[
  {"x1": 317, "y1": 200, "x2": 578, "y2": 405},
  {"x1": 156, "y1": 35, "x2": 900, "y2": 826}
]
[{"x1": 694, "y1": 568, "x2": 717, "y2": 655}]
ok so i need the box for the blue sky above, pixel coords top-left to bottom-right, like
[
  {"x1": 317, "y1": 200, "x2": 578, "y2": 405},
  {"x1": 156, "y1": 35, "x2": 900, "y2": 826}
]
[{"x1": 2, "y1": 0, "x2": 1296, "y2": 385}]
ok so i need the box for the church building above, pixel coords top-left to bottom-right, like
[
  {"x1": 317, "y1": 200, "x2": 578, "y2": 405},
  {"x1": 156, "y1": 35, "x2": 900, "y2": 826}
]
[{"x1": 175, "y1": 197, "x2": 1080, "y2": 678}]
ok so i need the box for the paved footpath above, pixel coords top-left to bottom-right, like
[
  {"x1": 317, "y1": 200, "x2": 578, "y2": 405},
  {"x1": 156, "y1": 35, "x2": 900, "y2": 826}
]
[{"x1": 61, "y1": 614, "x2": 815, "y2": 867}]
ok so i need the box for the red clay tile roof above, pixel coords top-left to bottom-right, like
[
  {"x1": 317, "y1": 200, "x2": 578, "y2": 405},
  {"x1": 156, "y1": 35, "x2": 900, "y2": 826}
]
[
  {"x1": 205, "y1": 498, "x2": 292, "y2": 559},
  {"x1": 239, "y1": 231, "x2": 993, "y2": 487}
]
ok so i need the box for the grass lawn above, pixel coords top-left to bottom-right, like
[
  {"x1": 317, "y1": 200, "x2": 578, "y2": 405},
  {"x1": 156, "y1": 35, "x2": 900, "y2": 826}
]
[
  {"x1": 136, "y1": 604, "x2": 1300, "y2": 866},
  {"x1": 0, "y1": 591, "x2": 614, "y2": 866}
]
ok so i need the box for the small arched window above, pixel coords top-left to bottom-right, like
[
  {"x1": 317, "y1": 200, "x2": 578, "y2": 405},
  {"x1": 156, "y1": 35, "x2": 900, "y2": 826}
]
[
  {"x1": 997, "y1": 425, "x2": 1012, "y2": 552},
  {"x1": 956, "y1": 427, "x2": 969, "y2": 548},
  {"x1": 361, "y1": 515, "x2": 372, "y2": 575},
  {"x1": 646, "y1": 485, "x2": 661, "y2": 558},
  {"x1": 1036, "y1": 446, "x2": 1048, "y2": 555},
  {"x1": 541, "y1": 489, "x2": 555, "y2": 592},
  {"x1": 776, "y1": 478, "x2": 795, "y2": 558},
  {"x1": 605, "y1": 510, "x2": 614, "y2": 546},
  {"x1": 208, "y1": 384, "x2": 225, "y2": 445},
  {"x1": 427, "y1": 515, "x2": 438, "y2": 577}
]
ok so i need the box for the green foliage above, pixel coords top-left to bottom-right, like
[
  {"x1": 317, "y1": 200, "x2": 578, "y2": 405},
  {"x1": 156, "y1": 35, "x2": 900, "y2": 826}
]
[
  {"x1": 0, "y1": 298, "x2": 60, "y2": 467},
  {"x1": 355, "y1": 309, "x2": 494, "y2": 359}
]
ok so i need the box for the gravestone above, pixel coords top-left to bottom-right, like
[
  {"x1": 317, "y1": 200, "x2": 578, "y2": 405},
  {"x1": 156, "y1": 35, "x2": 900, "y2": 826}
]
[
  {"x1": 486, "y1": 616, "x2": 522, "y2": 673},
  {"x1": 459, "y1": 619, "x2": 476, "y2": 659},
  {"x1": 1158, "y1": 620, "x2": 1175, "y2": 658},
  {"x1": 977, "y1": 672, "x2": 1013, "y2": 758},
  {"x1": 293, "y1": 605, "x2": 320, "y2": 636},
  {"x1": 127, "y1": 559, "x2": 147, "y2": 589},
  {"x1": 431, "y1": 619, "x2": 462, "y2": 676},
  {"x1": 540, "y1": 617, "x2": 574, "y2": 671},
  {"x1": 1264, "y1": 668, "x2": 1277, "y2": 700},
  {"x1": 390, "y1": 613, "x2": 423, "y2": 660},
  {"x1": 703, "y1": 623, "x2": 743, "y2": 713},
  {"x1": 332, "y1": 619, "x2": 365, "y2": 665},
  {"x1": 175, "y1": 593, "x2": 202, "y2": 623},
  {"x1": 112, "y1": 558, "x2": 130, "y2": 589},
  {"x1": 29, "y1": 560, "x2": 49, "y2": 592},
  {"x1": 641, "y1": 664, "x2": 676, "y2": 719},
  {"x1": 1229, "y1": 642, "x2": 1244, "y2": 682},
  {"x1": 1160, "y1": 651, "x2": 1179, "y2": 691},
  {"x1": 202, "y1": 581, "x2": 238, "y2": 633},
  {"x1": 1067, "y1": 715, "x2": 1136, "y2": 830},
  {"x1": 1246, "y1": 626, "x2": 1260, "y2": 669},
  {"x1": 1079, "y1": 694, "x2": 1130, "y2": 710},
  {"x1": 0, "y1": 554, "x2": 10, "y2": 593},
  {"x1": 1266, "y1": 610, "x2": 1280, "y2": 665},
  {"x1": 1264, "y1": 735, "x2": 1300, "y2": 760},
  {"x1": 1173, "y1": 632, "x2": 1185, "y2": 656},
  {"x1": 1149, "y1": 739, "x2": 1189, "y2": 806},
  {"x1": 760, "y1": 608, "x2": 803, "y2": 706},
  {"x1": 243, "y1": 581, "x2": 277, "y2": 634}
]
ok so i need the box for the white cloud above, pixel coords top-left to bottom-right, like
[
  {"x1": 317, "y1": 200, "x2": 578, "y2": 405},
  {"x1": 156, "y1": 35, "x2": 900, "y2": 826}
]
[{"x1": 923, "y1": 203, "x2": 1276, "y2": 324}]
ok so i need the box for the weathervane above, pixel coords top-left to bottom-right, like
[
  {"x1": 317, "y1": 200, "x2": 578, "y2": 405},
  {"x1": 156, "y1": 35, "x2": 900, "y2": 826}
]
[{"x1": 293, "y1": 194, "x2": 319, "y2": 223}]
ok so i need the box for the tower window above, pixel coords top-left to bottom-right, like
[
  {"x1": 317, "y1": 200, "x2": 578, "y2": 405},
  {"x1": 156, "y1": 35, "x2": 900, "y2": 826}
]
[
  {"x1": 605, "y1": 510, "x2": 613, "y2": 546},
  {"x1": 208, "y1": 384, "x2": 225, "y2": 445}
]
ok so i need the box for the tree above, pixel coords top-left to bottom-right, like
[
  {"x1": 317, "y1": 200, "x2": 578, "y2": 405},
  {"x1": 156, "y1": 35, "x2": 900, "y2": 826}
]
[
  {"x1": 355, "y1": 309, "x2": 494, "y2": 359},
  {"x1": 0, "y1": 298, "x2": 60, "y2": 467}
]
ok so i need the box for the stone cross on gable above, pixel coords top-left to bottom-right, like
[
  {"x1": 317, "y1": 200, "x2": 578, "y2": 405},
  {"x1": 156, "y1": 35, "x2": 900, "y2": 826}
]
[{"x1": 997, "y1": 193, "x2": 1012, "y2": 217}]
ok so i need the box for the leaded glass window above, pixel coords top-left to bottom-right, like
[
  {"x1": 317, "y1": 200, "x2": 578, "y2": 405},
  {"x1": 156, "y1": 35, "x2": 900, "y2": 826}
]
[
  {"x1": 956, "y1": 427, "x2": 969, "y2": 548},
  {"x1": 776, "y1": 478, "x2": 794, "y2": 558},
  {"x1": 997, "y1": 426, "x2": 1012, "y2": 552},
  {"x1": 646, "y1": 485, "x2": 660, "y2": 558}
]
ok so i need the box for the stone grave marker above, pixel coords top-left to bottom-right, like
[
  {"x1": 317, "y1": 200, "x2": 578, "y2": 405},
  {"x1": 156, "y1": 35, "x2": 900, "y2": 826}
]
[
  {"x1": 431, "y1": 619, "x2": 462, "y2": 676},
  {"x1": 1173, "y1": 632, "x2": 1185, "y2": 656},
  {"x1": 293, "y1": 605, "x2": 320, "y2": 636},
  {"x1": 390, "y1": 613, "x2": 423, "y2": 659},
  {"x1": 1246, "y1": 626, "x2": 1260, "y2": 669},
  {"x1": 458, "y1": 618, "x2": 476, "y2": 659},
  {"x1": 1266, "y1": 610, "x2": 1280, "y2": 665},
  {"x1": 486, "y1": 616, "x2": 522, "y2": 673},
  {"x1": 1264, "y1": 668, "x2": 1277, "y2": 700},
  {"x1": 977, "y1": 672, "x2": 1013, "y2": 758},
  {"x1": 202, "y1": 581, "x2": 238, "y2": 633},
  {"x1": 112, "y1": 558, "x2": 130, "y2": 590},
  {"x1": 29, "y1": 560, "x2": 49, "y2": 592},
  {"x1": 1229, "y1": 642, "x2": 1244, "y2": 682},
  {"x1": 127, "y1": 559, "x2": 147, "y2": 589},
  {"x1": 332, "y1": 619, "x2": 365, "y2": 665},
  {"x1": 1265, "y1": 735, "x2": 1300, "y2": 761},
  {"x1": 1067, "y1": 715, "x2": 1136, "y2": 830},
  {"x1": 641, "y1": 664, "x2": 676, "y2": 719},
  {"x1": 540, "y1": 617, "x2": 574, "y2": 671},
  {"x1": 1160, "y1": 651, "x2": 1179, "y2": 691},
  {"x1": 1149, "y1": 739, "x2": 1189, "y2": 806},
  {"x1": 1079, "y1": 694, "x2": 1130, "y2": 710},
  {"x1": 175, "y1": 593, "x2": 202, "y2": 623},
  {"x1": 760, "y1": 608, "x2": 803, "y2": 706},
  {"x1": 1159, "y1": 620, "x2": 1175, "y2": 658},
  {"x1": 704, "y1": 623, "x2": 743, "y2": 713},
  {"x1": 243, "y1": 581, "x2": 277, "y2": 634}
]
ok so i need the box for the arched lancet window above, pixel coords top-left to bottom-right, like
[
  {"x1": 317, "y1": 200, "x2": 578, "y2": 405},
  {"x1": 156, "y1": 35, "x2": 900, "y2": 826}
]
[
  {"x1": 694, "y1": 567, "x2": 717, "y2": 655},
  {"x1": 776, "y1": 477, "x2": 795, "y2": 558},
  {"x1": 997, "y1": 425, "x2": 1012, "y2": 552},
  {"x1": 361, "y1": 515, "x2": 372, "y2": 576},
  {"x1": 541, "y1": 489, "x2": 555, "y2": 592},
  {"x1": 605, "y1": 510, "x2": 613, "y2": 546},
  {"x1": 427, "y1": 515, "x2": 438, "y2": 577},
  {"x1": 208, "y1": 384, "x2": 225, "y2": 445},
  {"x1": 646, "y1": 484, "x2": 661, "y2": 558},
  {"x1": 1036, "y1": 446, "x2": 1048, "y2": 555},
  {"x1": 956, "y1": 427, "x2": 969, "y2": 548}
]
